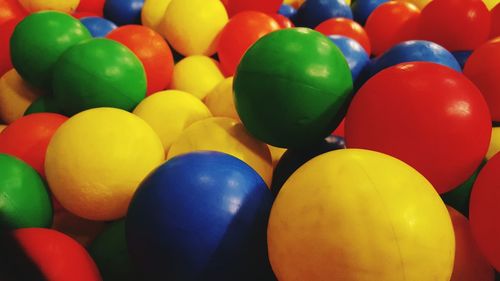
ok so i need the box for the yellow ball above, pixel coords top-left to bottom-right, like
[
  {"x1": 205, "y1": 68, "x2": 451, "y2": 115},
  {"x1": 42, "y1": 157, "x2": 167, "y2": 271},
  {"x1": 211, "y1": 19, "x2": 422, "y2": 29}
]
[
  {"x1": 268, "y1": 145, "x2": 286, "y2": 168},
  {"x1": 18, "y1": 0, "x2": 80, "y2": 13},
  {"x1": 167, "y1": 117, "x2": 273, "y2": 186},
  {"x1": 45, "y1": 108, "x2": 164, "y2": 221},
  {"x1": 483, "y1": 0, "x2": 499, "y2": 10},
  {"x1": 0, "y1": 69, "x2": 42, "y2": 124},
  {"x1": 486, "y1": 127, "x2": 500, "y2": 160},
  {"x1": 204, "y1": 77, "x2": 240, "y2": 121},
  {"x1": 141, "y1": 0, "x2": 172, "y2": 33},
  {"x1": 403, "y1": 0, "x2": 431, "y2": 9},
  {"x1": 268, "y1": 149, "x2": 455, "y2": 281},
  {"x1": 133, "y1": 90, "x2": 212, "y2": 154},
  {"x1": 172, "y1": 56, "x2": 225, "y2": 100},
  {"x1": 159, "y1": 0, "x2": 228, "y2": 56}
]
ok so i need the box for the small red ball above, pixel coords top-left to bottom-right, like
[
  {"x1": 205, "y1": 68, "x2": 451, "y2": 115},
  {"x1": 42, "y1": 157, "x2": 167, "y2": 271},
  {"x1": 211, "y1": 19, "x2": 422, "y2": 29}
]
[
  {"x1": 76, "y1": 0, "x2": 105, "y2": 17},
  {"x1": 269, "y1": 13, "x2": 294, "y2": 29},
  {"x1": 316, "y1": 17, "x2": 371, "y2": 55}
]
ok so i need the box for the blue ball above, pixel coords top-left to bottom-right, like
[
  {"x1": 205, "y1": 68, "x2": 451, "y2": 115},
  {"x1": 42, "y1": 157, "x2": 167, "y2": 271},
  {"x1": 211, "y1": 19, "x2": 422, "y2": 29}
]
[
  {"x1": 293, "y1": 0, "x2": 353, "y2": 28},
  {"x1": 279, "y1": 4, "x2": 297, "y2": 18},
  {"x1": 351, "y1": 0, "x2": 388, "y2": 25},
  {"x1": 126, "y1": 151, "x2": 275, "y2": 281},
  {"x1": 80, "y1": 17, "x2": 117, "y2": 38},
  {"x1": 103, "y1": 0, "x2": 144, "y2": 26},
  {"x1": 452, "y1": 51, "x2": 472, "y2": 70},
  {"x1": 329, "y1": 35, "x2": 370, "y2": 81}
]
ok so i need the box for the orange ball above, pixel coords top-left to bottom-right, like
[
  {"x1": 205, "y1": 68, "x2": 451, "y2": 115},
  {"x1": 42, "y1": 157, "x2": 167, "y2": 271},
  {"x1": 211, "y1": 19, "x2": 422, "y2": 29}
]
[
  {"x1": 0, "y1": 113, "x2": 67, "y2": 178},
  {"x1": 316, "y1": 17, "x2": 372, "y2": 55},
  {"x1": 107, "y1": 25, "x2": 174, "y2": 95}
]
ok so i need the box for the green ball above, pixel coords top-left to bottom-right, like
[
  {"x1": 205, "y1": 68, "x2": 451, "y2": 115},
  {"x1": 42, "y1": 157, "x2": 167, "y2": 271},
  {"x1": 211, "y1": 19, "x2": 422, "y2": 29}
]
[
  {"x1": 0, "y1": 154, "x2": 52, "y2": 229},
  {"x1": 10, "y1": 11, "x2": 91, "y2": 90},
  {"x1": 88, "y1": 220, "x2": 138, "y2": 281},
  {"x1": 52, "y1": 38, "x2": 147, "y2": 116},
  {"x1": 234, "y1": 28, "x2": 353, "y2": 148},
  {"x1": 24, "y1": 95, "x2": 65, "y2": 116}
]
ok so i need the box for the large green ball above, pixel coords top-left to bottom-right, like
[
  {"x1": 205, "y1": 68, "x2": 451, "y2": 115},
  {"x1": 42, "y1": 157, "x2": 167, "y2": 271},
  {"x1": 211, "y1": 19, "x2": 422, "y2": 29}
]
[
  {"x1": 10, "y1": 11, "x2": 91, "y2": 90},
  {"x1": 234, "y1": 28, "x2": 353, "y2": 148},
  {"x1": 0, "y1": 154, "x2": 52, "y2": 229},
  {"x1": 52, "y1": 38, "x2": 147, "y2": 116}
]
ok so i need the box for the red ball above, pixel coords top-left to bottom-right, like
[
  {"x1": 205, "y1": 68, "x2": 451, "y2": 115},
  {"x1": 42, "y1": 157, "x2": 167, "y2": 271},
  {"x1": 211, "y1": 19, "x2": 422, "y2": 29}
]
[
  {"x1": 345, "y1": 62, "x2": 491, "y2": 194},
  {"x1": 0, "y1": 113, "x2": 68, "y2": 178},
  {"x1": 218, "y1": 11, "x2": 280, "y2": 76},
  {"x1": 464, "y1": 38, "x2": 500, "y2": 121},
  {"x1": 365, "y1": 1, "x2": 420, "y2": 56},
  {"x1": 490, "y1": 4, "x2": 500, "y2": 39},
  {"x1": 107, "y1": 25, "x2": 174, "y2": 95},
  {"x1": 72, "y1": 12, "x2": 99, "y2": 19},
  {"x1": 226, "y1": 0, "x2": 282, "y2": 17},
  {"x1": 0, "y1": 17, "x2": 22, "y2": 76},
  {"x1": 470, "y1": 152, "x2": 500, "y2": 271},
  {"x1": 7, "y1": 228, "x2": 101, "y2": 281},
  {"x1": 315, "y1": 17, "x2": 371, "y2": 55},
  {"x1": 0, "y1": 0, "x2": 27, "y2": 25},
  {"x1": 76, "y1": 0, "x2": 105, "y2": 17},
  {"x1": 419, "y1": 0, "x2": 491, "y2": 51},
  {"x1": 332, "y1": 118, "x2": 345, "y2": 137},
  {"x1": 448, "y1": 206, "x2": 495, "y2": 281},
  {"x1": 269, "y1": 13, "x2": 294, "y2": 29}
]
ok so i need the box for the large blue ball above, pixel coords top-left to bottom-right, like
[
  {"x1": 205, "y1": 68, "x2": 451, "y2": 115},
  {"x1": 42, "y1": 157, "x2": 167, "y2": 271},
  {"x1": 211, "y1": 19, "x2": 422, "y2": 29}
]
[
  {"x1": 126, "y1": 151, "x2": 275, "y2": 281},
  {"x1": 351, "y1": 0, "x2": 388, "y2": 25},
  {"x1": 80, "y1": 17, "x2": 117, "y2": 38},
  {"x1": 103, "y1": 0, "x2": 144, "y2": 26},
  {"x1": 293, "y1": 0, "x2": 353, "y2": 28},
  {"x1": 329, "y1": 35, "x2": 370, "y2": 81}
]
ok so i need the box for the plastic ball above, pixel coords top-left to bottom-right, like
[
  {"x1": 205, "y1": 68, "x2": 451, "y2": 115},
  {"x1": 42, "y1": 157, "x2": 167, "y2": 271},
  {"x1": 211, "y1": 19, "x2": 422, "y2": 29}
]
[
  {"x1": 234, "y1": 28, "x2": 352, "y2": 148},
  {"x1": 268, "y1": 149, "x2": 455, "y2": 281},
  {"x1": 107, "y1": 25, "x2": 174, "y2": 95},
  {"x1": 24, "y1": 95, "x2": 65, "y2": 116},
  {"x1": 487, "y1": 127, "x2": 500, "y2": 160},
  {"x1": 452, "y1": 51, "x2": 472, "y2": 70},
  {"x1": 293, "y1": 0, "x2": 353, "y2": 28},
  {"x1": 365, "y1": 1, "x2": 421, "y2": 56},
  {"x1": 72, "y1": 11, "x2": 99, "y2": 19},
  {"x1": 404, "y1": 0, "x2": 432, "y2": 9},
  {"x1": 133, "y1": 90, "x2": 212, "y2": 153},
  {"x1": 52, "y1": 38, "x2": 146, "y2": 115},
  {"x1": 126, "y1": 151, "x2": 275, "y2": 280},
  {"x1": 0, "y1": 0, "x2": 27, "y2": 25},
  {"x1": 204, "y1": 77, "x2": 240, "y2": 121},
  {"x1": 0, "y1": 69, "x2": 42, "y2": 124},
  {"x1": 464, "y1": 38, "x2": 500, "y2": 122},
  {"x1": 269, "y1": 13, "x2": 294, "y2": 28},
  {"x1": 418, "y1": 0, "x2": 491, "y2": 51},
  {"x1": 45, "y1": 107, "x2": 164, "y2": 221},
  {"x1": 171, "y1": 55, "x2": 224, "y2": 100},
  {"x1": 167, "y1": 117, "x2": 273, "y2": 185},
  {"x1": 0, "y1": 18, "x2": 22, "y2": 77},
  {"x1": 448, "y1": 206, "x2": 495, "y2": 281},
  {"x1": 315, "y1": 17, "x2": 371, "y2": 54},
  {"x1": 279, "y1": 4, "x2": 297, "y2": 18},
  {"x1": 3, "y1": 228, "x2": 101, "y2": 281},
  {"x1": 345, "y1": 62, "x2": 491, "y2": 194},
  {"x1": 328, "y1": 35, "x2": 370, "y2": 81},
  {"x1": 351, "y1": 0, "x2": 389, "y2": 25},
  {"x1": 470, "y1": 152, "x2": 500, "y2": 270},
  {"x1": 76, "y1": 0, "x2": 105, "y2": 16},
  {"x1": 0, "y1": 154, "x2": 52, "y2": 229},
  {"x1": 10, "y1": 11, "x2": 91, "y2": 90},
  {"x1": 159, "y1": 0, "x2": 228, "y2": 56},
  {"x1": 491, "y1": 4, "x2": 500, "y2": 39},
  {"x1": 103, "y1": 0, "x2": 144, "y2": 26},
  {"x1": 89, "y1": 220, "x2": 138, "y2": 281},
  {"x1": 0, "y1": 113, "x2": 67, "y2": 178},
  {"x1": 80, "y1": 16, "x2": 117, "y2": 37},
  {"x1": 226, "y1": 0, "x2": 282, "y2": 16},
  {"x1": 18, "y1": 0, "x2": 80, "y2": 13},
  {"x1": 218, "y1": 11, "x2": 280, "y2": 76},
  {"x1": 141, "y1": 0, "x2": 171, "y2": 32},
  {"x1": 271, "y1": 135, "x2": 345, "y2": 195}
]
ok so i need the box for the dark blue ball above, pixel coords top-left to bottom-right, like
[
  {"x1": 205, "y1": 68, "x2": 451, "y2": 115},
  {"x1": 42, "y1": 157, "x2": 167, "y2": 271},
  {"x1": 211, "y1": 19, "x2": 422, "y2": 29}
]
[
  {"x1": 103, "y1": 0, "x2": 144, "y2": 26},
  {"x1": 126, "y1": 151, "x2": 276, "y2": 281},
  {"x1": 452, "y1": 51, "x2": 472, "y2": 70},
  {"x1": 329, "y1": 35, "x2": 370, "y2": 81},
  {"x1": 279, "y1": 4, "x2": 297, "y2": 18},
  {"x1": 293, "y1": 0, "x2": 353, "y2": 28},
  {"x1": 351, "y1": 0, "x2": 388, "y2": 25},
  {"x1": 80, "y1": 17, "x2": 117, "y2": 38}
]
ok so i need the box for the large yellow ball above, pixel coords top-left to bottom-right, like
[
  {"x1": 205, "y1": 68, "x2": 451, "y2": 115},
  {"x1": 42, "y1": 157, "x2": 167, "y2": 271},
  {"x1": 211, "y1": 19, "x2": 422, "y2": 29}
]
[
  {"x1": 18, "y1": 0, "x2": 80, "y2": 13},
  {"x1": 45, "y1": 108, "x2": 164, "y2": 221},
  {"x1": 133, "y1": 90, "x2": 212, "y2": 154},
  {"x1": 159, "y1": 0, "x2": 228, "y2": 56},
  {"x1": 268, "y1": 149, "x2": 455, "y2": 281},
  {"x1": 167, "y1": 117, "x2": 273, "y2": 186},
  {"x1": 0, "y1": 69, "x2": 42, "y2": 124},
  {"x1": 204, "y1": 77, "x2": 240, "y2": 121},
  {"x1": 141, "y1": 0, "x2": 172, "y2": 33},
  {"x1": 172, "y1": 56, "x2": 225, "y2": 100},
  {"x1": 486, "y1": 127, "x2": 500, "y2": 160}
]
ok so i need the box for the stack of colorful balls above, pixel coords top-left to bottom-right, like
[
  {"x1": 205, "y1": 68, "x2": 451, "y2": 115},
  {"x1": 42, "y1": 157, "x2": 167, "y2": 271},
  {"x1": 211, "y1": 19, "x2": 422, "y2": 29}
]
[{"x1": 0, "y1": 0, "x2": 499, "y2": 280}]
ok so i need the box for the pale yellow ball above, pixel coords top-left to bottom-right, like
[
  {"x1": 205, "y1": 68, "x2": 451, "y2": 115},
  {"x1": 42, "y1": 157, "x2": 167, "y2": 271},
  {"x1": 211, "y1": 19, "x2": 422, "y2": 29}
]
[
  {"x1": 18, "y1": 0, "x2": 80, "y2": 13},
  {"x1": 141, "y1": 0, "x2": 172, "y2": 33},
  {"x1": 204, "y1": 77, "x2": 240, "y2": 121},
  {"x1": 45, "y1": 108, "x2": 164, "y2": 221},
  {"x1": 133, "y1": 90, "x2": 212, "y2": 154}
]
